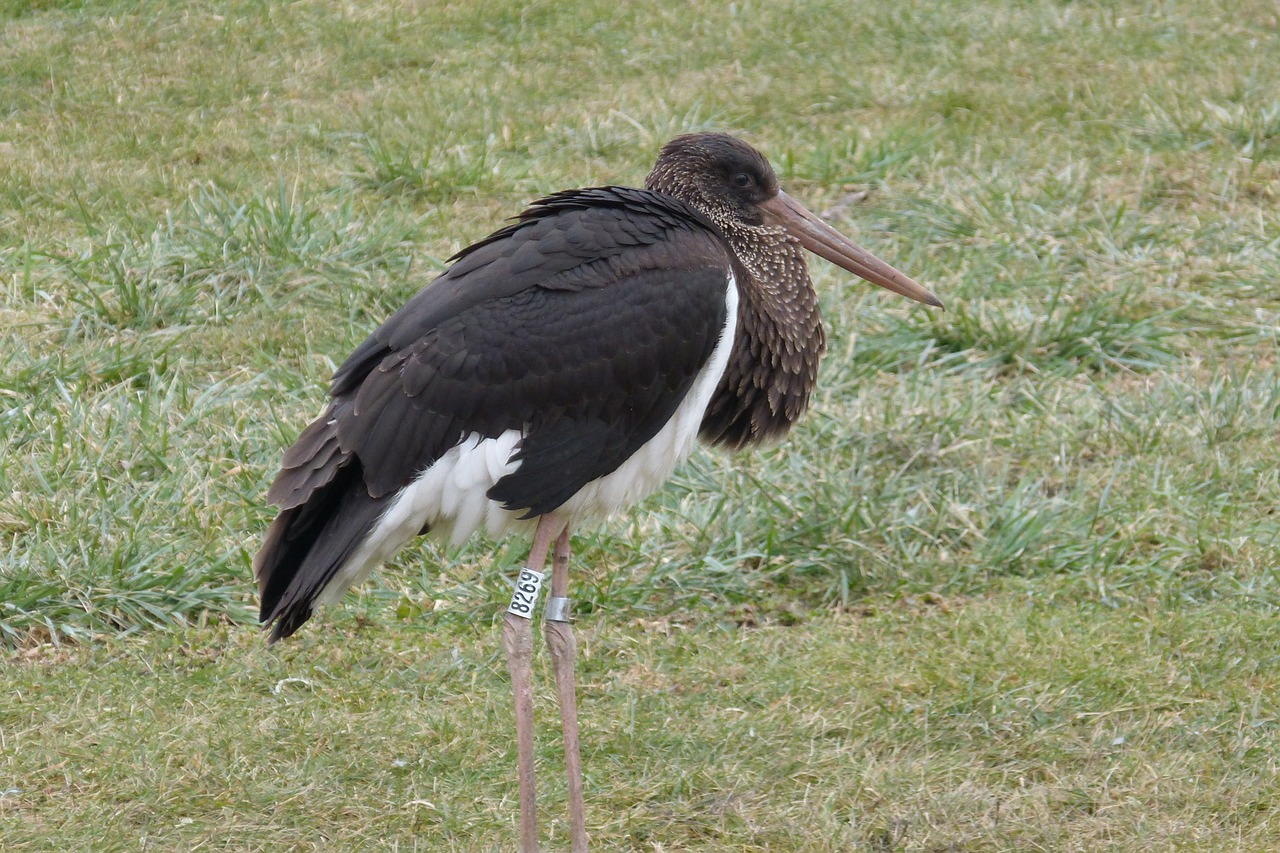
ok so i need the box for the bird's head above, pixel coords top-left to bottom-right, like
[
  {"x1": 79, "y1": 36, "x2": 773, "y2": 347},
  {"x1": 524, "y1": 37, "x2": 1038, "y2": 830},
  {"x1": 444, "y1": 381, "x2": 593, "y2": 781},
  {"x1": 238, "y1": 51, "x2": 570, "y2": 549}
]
[
  {"x1": 645, "y1": 132, "x2": 942, "y2": 308},
  {"x1": 646, "y1": 132, "x2": 781, "y2": 226}
]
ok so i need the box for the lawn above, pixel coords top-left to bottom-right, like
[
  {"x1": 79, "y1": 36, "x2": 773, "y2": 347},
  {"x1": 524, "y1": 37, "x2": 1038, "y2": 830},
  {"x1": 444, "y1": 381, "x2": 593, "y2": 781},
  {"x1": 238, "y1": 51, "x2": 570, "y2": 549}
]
[{"x1": 2, "y1": 0, "x2": 1279, "y2": 849}]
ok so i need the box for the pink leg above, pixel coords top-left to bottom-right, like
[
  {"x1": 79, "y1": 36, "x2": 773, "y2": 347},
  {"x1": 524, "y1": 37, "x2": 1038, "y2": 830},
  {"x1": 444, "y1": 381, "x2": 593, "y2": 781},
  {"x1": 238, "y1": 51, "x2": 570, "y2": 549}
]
[
  {"x1": 502, "y1": 514, "x2": 560, "y2": 853},
  {"x1": 544, "y1": 526, "x2": 588, "y2": 852}
]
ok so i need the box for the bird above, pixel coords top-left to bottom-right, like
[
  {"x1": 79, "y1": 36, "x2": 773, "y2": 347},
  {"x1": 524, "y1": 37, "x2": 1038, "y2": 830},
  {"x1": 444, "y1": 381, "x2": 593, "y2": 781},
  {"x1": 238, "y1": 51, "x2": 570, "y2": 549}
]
[{"x1": 254, "y1": 131, "x2": 941, "y2": 852}]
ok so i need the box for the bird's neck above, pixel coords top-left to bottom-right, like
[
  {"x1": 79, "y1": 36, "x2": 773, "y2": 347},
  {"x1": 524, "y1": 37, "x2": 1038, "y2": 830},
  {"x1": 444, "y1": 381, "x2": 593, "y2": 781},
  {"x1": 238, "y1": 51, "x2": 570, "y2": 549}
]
[{"x1": 699, "y1": 223, "x2": 827, "y2": 449}]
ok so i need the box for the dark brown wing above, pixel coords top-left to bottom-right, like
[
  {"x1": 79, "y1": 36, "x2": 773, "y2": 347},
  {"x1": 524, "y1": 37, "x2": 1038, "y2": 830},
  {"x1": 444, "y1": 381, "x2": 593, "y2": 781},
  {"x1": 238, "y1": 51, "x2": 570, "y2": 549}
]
[{"x1": 255, "y1": 187, "x2": 735, "y2": 639}]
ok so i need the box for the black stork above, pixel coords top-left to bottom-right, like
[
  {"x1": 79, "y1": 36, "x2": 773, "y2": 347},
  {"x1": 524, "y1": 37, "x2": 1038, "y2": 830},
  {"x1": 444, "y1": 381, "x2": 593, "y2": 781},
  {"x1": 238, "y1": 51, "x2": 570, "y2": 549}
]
[{"x1": 255, "y1": 132, "x2": 941, "y2": 851}]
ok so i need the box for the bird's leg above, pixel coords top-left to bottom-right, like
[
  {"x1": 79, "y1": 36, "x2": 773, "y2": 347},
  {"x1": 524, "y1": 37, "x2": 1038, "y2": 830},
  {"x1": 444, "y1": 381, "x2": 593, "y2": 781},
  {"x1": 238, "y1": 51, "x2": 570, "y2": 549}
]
[
  {"x1": 543, "y1": 526, "x2": 588, "y2": 853},
  {"x1": 503, "y1": 514, "x2": 559, "y2": 853}
]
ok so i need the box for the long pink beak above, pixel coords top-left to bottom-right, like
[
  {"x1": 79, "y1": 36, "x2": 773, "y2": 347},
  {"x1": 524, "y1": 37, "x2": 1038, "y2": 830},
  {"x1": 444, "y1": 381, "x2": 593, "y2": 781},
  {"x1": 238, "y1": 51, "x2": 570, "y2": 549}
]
[{"x1": 760, "y1": 191, "x2": 943, "y2": 308}]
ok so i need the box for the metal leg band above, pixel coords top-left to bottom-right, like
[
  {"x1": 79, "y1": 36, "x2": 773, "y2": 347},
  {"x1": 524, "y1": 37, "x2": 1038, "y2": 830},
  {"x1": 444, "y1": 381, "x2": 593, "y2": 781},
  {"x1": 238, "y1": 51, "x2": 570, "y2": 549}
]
[{"x1": 543, "y1": 596, "x2": 573, "y2": 623}]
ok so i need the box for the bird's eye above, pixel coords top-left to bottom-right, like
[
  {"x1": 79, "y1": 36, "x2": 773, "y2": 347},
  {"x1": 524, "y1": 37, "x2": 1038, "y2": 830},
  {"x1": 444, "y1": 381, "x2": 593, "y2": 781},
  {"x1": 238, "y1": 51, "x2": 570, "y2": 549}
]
[{"x1": 732, "y1": 172, "x2": 753, "y2": 188}]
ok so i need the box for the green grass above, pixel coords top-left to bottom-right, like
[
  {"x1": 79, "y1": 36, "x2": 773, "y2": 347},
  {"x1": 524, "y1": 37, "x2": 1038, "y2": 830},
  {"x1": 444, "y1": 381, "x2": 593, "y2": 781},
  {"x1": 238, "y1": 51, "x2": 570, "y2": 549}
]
[
  {"x1": 2, "y1": 0, "x2": 1279, "y2": 849},
  {"x1": 5, "y1": 599, "x2": 1279, "y2": 850}
]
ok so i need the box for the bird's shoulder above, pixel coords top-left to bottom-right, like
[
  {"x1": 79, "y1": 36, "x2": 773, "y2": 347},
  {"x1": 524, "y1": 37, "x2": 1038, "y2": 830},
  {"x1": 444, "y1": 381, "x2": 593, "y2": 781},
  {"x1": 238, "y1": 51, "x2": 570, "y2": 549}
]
[{"x1": 450, "y1": 186, "x2": 722, "y2": 266}]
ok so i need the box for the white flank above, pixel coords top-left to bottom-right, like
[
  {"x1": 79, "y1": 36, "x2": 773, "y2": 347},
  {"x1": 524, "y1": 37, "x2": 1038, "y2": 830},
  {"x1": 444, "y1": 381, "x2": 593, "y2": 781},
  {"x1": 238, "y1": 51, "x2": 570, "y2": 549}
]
[{"x1": 315, "y1": 274, "x2": 740, "y2": 606}]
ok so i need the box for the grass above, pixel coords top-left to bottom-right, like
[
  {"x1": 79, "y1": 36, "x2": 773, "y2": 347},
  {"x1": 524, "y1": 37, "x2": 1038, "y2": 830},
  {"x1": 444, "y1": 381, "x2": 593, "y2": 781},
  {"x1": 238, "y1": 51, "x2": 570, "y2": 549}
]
[
  {"x1": 2, "y1": 0, "x2": 1279, "y2": 849},
  {"x1": 6, "y1": 599, "x2": 1280, "y2": 851}
]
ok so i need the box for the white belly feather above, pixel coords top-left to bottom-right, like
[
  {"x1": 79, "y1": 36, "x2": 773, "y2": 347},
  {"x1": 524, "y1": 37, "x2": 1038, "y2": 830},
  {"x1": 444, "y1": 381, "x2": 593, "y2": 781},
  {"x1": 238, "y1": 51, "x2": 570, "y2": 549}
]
[{"x1": 315, "y1": 275, "x2": 739, "y2": 606}]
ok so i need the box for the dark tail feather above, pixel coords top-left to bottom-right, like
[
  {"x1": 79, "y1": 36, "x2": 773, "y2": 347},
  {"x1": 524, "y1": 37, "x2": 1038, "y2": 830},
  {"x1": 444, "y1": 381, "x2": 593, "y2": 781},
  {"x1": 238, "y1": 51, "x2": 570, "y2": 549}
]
[{"x1": 254, "y1": 461, "x2": 389, "y2": 642}]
